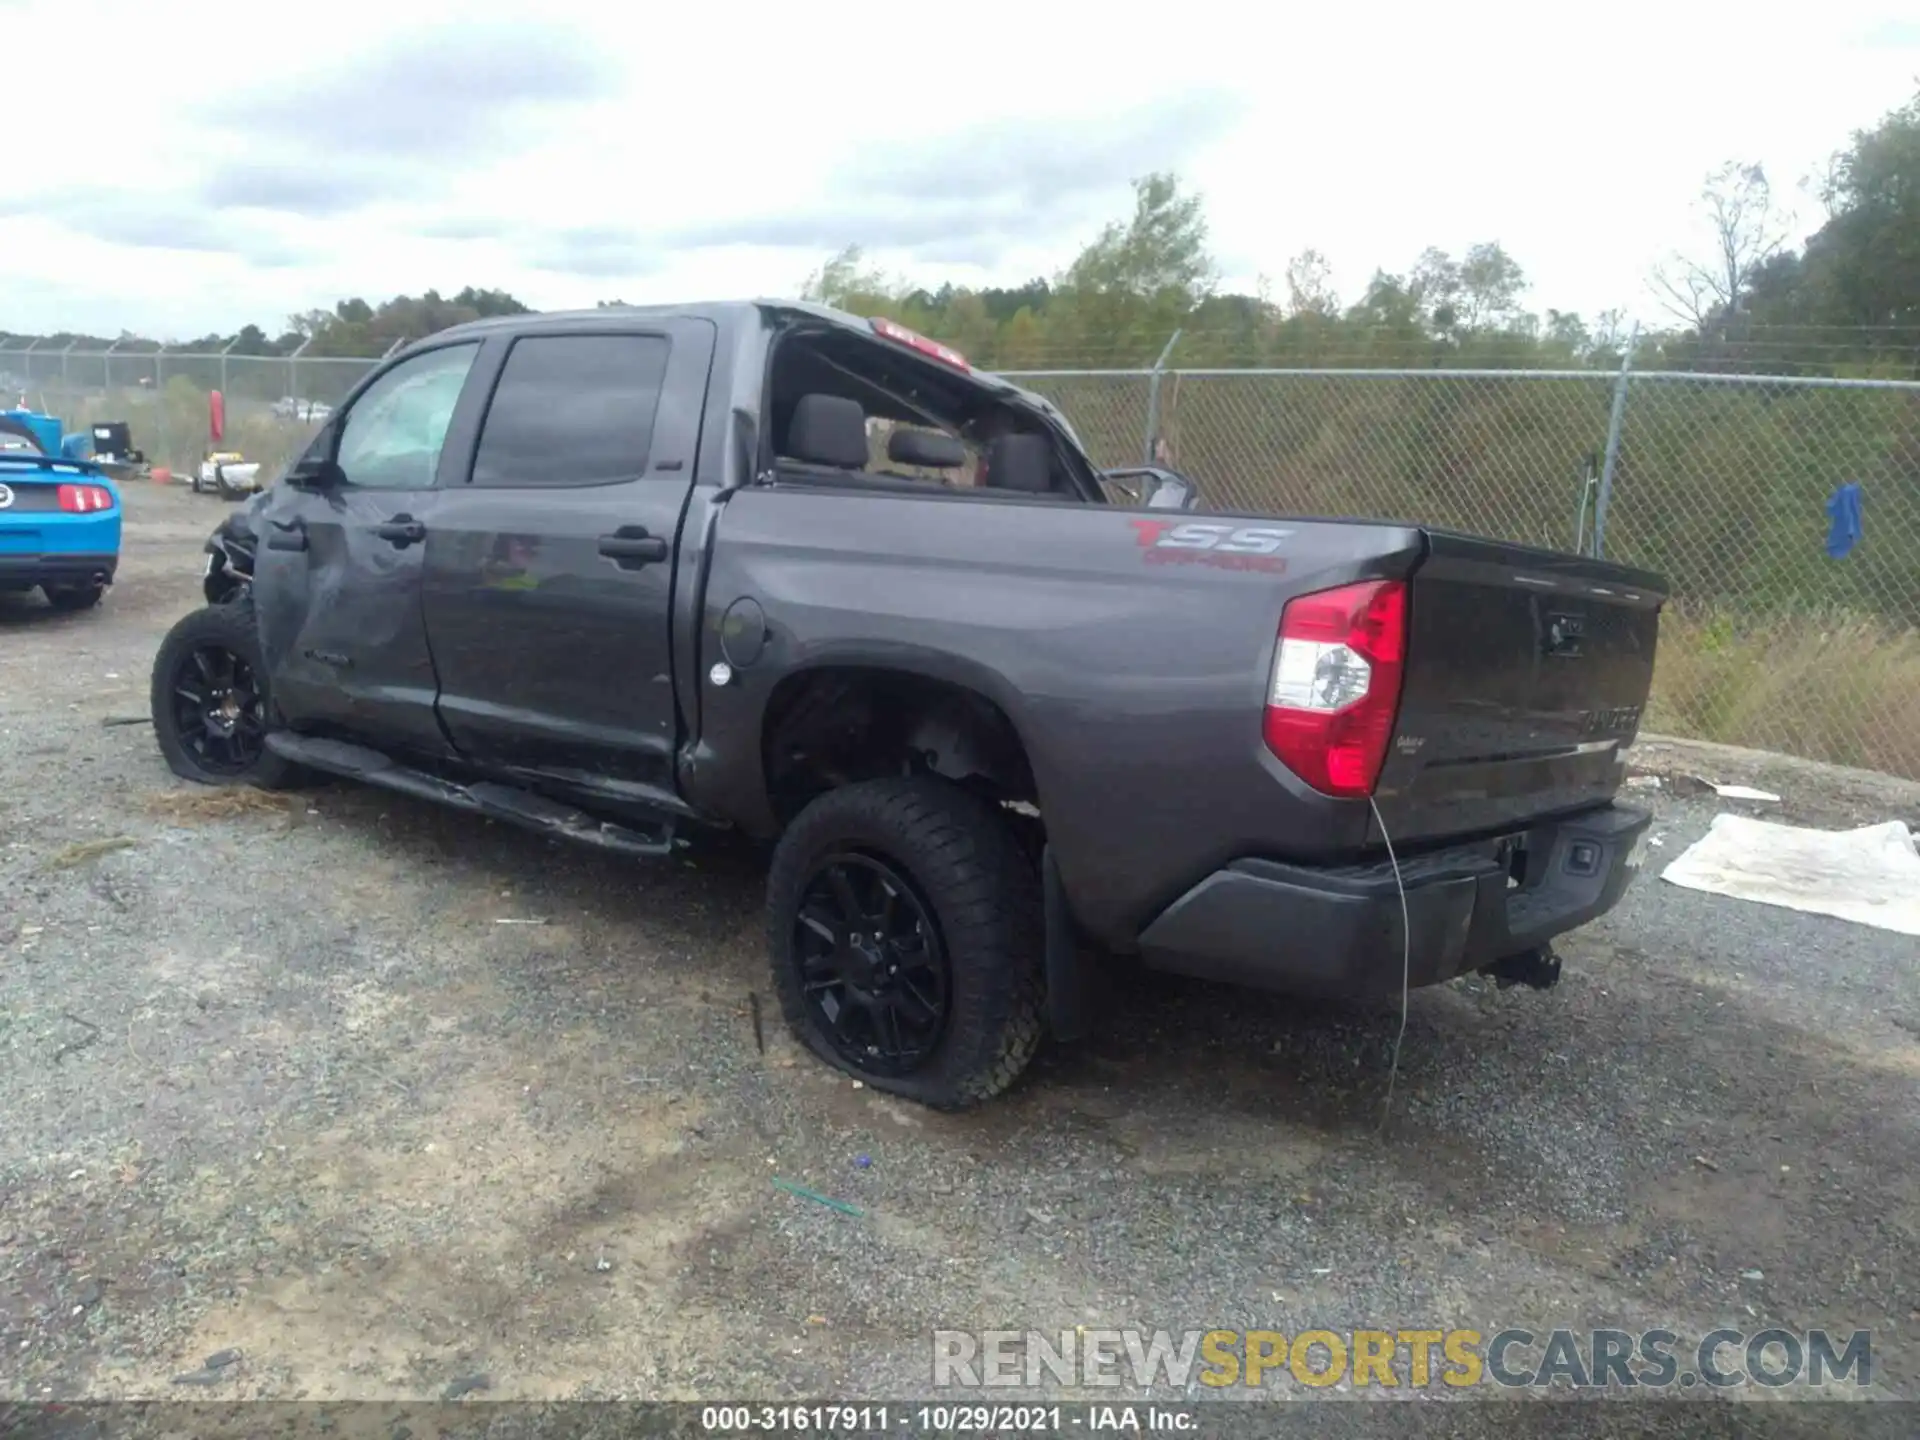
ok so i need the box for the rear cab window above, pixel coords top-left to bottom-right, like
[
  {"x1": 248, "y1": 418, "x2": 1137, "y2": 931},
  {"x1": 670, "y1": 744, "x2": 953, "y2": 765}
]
[
  {"x1": 762, "y1": 321, "x2": 1102, "y2": 502},
  {"x1": 863, "y1": 418, "x2": 982, "y2": 488}
]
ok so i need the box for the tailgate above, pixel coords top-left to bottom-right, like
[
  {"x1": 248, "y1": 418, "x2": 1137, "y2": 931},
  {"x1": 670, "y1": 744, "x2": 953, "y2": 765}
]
[
  {"x1": 0, "y1": 471, "x2": 61, "y2": 551},
  {"x1": 0, "y1": 458, "x2": 118, "y2": 554},
  {"x1": 1371, "y1": 531, "x2": 1666, "y2": 845}
]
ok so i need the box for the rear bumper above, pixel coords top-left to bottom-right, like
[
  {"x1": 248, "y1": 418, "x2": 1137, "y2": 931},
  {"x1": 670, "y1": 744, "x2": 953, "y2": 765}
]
[
  {"x1": 1134, "y1": 803, "x2": 1652, "y2": 998},
  {"x1": 0, "y1": 552, "x2": 119, "y2": 588}
]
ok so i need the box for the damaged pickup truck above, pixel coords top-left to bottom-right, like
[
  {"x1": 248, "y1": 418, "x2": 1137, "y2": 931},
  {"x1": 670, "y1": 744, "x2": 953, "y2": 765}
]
[{"x1": 155, "y1": 301, "x2": 1665, "y2": 1108}]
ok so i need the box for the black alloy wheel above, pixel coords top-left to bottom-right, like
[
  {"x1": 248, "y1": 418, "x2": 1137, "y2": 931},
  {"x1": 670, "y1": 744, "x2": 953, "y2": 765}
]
[
  {"x1": 150, "y1": 602, "x2": 307, "y2": 790},
  {"x1": 168, "y1": 641, "x2": 268, "y2": 777},
  {"x1": 792, "y1": 851, "x2": 953, "y2": 1076},
  {"x1": 767, "y1": 777, "x2": 1044, "y2": 1108}
]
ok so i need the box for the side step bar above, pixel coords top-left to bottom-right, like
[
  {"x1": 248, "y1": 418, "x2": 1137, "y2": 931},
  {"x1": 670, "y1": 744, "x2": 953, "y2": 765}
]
[{"x1": 264, "y1": 733, "x2": 679, "y2": 858}]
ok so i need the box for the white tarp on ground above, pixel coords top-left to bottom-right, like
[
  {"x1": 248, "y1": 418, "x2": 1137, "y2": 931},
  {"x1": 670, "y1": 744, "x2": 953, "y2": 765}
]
[{"x1": 1661, "y1": 815, "x2": 1920, "y2": 937}]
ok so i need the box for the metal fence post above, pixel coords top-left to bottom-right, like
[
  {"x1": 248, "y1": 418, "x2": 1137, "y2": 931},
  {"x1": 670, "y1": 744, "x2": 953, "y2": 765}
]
[
  {"x1": 1592, "y1": 323, "x2": 1639, "y2": 558},
  {"x1": 219, "y1": 335, "x2": 240, "y2": 397},
  {"x1": 155, "y1": 350, "x2": 168, "y2": 468},
  {"x1": 1143, "y1": 329, "x2": 1183, "y2": 463},
  {"x1": 288, "y1": 336, "x2": 313, "y2": 412},
  {"x1": 1572, "y1": 451, "x2": 1600, "y2": 555}
]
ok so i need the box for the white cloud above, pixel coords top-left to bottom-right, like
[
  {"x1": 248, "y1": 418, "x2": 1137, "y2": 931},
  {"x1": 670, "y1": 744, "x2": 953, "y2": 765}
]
[{"x1": 1, "y1": 0, "x2": 1915, "y2": 340}]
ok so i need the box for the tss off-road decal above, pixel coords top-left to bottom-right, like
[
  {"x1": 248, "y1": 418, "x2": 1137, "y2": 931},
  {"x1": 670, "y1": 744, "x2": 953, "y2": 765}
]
[{"x1": 1129, "y1": 519, "x2": 1292, "y2": 573}]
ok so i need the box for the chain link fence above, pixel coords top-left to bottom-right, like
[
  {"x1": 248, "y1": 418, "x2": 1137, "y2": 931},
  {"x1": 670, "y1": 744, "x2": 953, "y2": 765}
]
[
  {"x1": 0, "y1": 346, "x2": 379, "y2": 480},
  {"x1": 2, "y1": 340, "x2": 1912, "y2": 778},
  {"x1": 1008, "y1": 366, "x2": 1920, "y2": 780}
]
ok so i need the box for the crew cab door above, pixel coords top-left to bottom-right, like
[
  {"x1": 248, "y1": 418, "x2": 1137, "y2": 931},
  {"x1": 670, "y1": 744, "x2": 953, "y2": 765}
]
[
  {"x1": 251, "y1": 340, "x2": 484, "y2": 755},
  {"x1": 421, "y1": 319, "x2": 716, "y2": 789}
]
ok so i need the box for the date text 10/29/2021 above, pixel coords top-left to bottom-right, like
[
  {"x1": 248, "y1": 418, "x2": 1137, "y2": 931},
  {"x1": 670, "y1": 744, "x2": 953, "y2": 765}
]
[{"x1": 701, "y1": 1406, "x2": 1193, "y2": 1434}]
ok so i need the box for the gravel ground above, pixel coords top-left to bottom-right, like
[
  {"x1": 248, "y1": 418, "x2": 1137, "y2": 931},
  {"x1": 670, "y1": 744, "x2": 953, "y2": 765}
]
[{"x1": 2, "y1": 484, "x2": 1916, "y2": 1428}]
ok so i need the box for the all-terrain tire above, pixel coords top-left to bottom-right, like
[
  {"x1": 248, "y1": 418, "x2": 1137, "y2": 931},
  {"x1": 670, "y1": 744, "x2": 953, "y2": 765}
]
[
  {"x1": 150, "y1": 602, "x2": 308, "y2": 790},
  {"x1": 767, "y1": 777, "x2": 1044, "y2": 1109}
]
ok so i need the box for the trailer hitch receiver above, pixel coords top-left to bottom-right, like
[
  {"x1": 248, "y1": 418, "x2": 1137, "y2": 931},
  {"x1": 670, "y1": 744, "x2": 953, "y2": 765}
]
[{"x1": 1485, "y1": 944, "x2": 1562, "y2": 991}]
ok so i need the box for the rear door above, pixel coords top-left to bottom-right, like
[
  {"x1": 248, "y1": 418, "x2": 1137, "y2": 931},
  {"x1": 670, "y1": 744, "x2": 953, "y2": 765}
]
[
  {"x1": 251, "y1": 340, "x2": 485, "y2": 756},
  {"x1": 422, "y1": 319, "x2": 716, "y2": 788},
  {"x1": 1373, "y1": 532, "x2": 1667, "y2": 844}
]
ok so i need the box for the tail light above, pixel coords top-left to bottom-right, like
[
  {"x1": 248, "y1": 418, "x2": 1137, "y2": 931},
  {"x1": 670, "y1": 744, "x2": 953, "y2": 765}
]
[
  {"x1": 1263, "y1": 579, "x2": 1408, "y2": 798},
  {"x1": 57, "y1": 483, "x2": 115, "y2": 513}
]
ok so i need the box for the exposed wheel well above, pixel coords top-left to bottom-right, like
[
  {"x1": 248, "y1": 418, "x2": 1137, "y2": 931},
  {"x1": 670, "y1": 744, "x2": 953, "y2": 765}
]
[{"x1": 760, "y1": 667, "x2": 1039, "y2": 833}]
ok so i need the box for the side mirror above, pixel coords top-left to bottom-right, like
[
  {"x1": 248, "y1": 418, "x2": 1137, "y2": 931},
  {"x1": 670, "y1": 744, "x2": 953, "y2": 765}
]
[
  {"x1": 1103, "y1": 465, "x2": 1201, "y2": 511},
  {"x1": 285, "y1": 423, "x2": 343, "y2": 490},
  {"x1": 1142, "y1": 471, "x2": 1199, "y2": 510},
  {"x1": 286, "y1": 456, "x2": 344, "y2": 491}
]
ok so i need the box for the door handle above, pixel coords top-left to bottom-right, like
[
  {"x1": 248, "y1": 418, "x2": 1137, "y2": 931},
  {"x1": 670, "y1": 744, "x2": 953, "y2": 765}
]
[
  {"x1": 265, "y1": 520, "x2": 307, "y2": 552},
  {"x1": 598, "y1": 526, "x2": 670, "y2": 569},
  {"x1": 373, "y1": 514, "x2": 427, "y2": 548}
]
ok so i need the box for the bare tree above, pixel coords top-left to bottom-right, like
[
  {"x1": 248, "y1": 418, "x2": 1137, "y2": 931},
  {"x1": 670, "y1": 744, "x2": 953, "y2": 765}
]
[
  {"x1": 1282, "y1": 248, "x2": 1339, "y2": 319},
  {"x1": 1803, "y1": 151, "x2": 1845, "y2": 225},
  {"x1": 1651, "y1": 162, "x2": 1792, "y2": 332}
]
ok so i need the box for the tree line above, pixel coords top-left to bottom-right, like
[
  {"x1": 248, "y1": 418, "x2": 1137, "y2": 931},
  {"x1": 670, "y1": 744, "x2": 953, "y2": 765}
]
[
  {"x1": 806, "y1": 83, "x2": 1920, "y2": 377},
  {"x1": 4, "y1": 87, "x2": 1917, "y2": 378}
]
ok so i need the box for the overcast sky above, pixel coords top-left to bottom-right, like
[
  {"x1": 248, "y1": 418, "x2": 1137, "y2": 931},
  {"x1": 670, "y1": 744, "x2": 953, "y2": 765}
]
[{"x1": 3, "y1": 0, "x2": 1916, "y2": 344}]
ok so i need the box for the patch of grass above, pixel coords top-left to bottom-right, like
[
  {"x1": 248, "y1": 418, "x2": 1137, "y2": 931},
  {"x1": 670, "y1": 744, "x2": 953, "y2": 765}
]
[
  {"x1": 45, "y1": 835, "x2": 138, "y2": 870},
  {"x1": 1650, "y1": 606, "x2": 1920, "y2": 780},
  {"x1": 143, "y1": 787, "x2": 297, "y2": 821}
]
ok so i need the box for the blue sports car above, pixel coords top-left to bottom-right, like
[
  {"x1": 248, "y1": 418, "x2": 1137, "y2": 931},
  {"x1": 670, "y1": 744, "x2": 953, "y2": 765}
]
[{"x1": 0, "y1": 415, "x2": 121, "y2": 611}]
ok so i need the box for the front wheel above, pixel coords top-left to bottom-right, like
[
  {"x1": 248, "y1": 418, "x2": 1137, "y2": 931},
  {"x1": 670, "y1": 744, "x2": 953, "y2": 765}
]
[
  {"x1": 150, "y1": 603, "x2": 306, "y2": 789},
  {"x1": 767, "y1": 778, "x2": 1044, "y2": 1109}
]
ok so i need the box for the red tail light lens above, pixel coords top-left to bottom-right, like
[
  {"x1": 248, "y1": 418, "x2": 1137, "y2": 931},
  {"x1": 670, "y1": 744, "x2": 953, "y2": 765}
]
[
  {"x1": 57, "y1": 483, "x2": 115, "y2": 513},
  {"x1": 1262, "y1": 579, "x2": 1408, "y2": 798}
]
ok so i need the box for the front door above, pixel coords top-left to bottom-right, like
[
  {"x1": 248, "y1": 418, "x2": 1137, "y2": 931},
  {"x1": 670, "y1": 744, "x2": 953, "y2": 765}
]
[
  {"x1": 422, "y1": 320, "x2": 716, "y2": 788},
  {"x1": 252, "y1": 340, "x2": 485, "y2": 756}
]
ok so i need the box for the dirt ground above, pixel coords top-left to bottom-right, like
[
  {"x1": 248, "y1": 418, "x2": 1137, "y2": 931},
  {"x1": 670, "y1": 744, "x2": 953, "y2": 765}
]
[{"x1": 2, "y1": 484, "x2": 1916, "y2": 1425}]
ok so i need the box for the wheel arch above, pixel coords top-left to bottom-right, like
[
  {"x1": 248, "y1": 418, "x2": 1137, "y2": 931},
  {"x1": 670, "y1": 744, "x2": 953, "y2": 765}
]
[{"x1": 756, "y1": 658, "x2": 1043, "y2": 834}]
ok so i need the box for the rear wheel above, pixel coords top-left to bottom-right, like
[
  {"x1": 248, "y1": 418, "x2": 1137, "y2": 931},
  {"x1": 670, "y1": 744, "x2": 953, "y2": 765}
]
[
  {"x1": 43, "y1": 582, "x2": 105, "y2": 612},
  {"x1": 767, "y1": 777, "x2": 1043, "y2": 1109},
  {"x1": 150, "y1": 603, "x2": 305, "y2": 789}
]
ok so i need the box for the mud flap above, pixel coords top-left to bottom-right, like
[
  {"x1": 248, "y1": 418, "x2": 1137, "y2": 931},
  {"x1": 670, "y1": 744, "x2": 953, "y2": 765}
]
[{"x1": 1043, "y1": 845, "x2": 1088, "y2": 1042}]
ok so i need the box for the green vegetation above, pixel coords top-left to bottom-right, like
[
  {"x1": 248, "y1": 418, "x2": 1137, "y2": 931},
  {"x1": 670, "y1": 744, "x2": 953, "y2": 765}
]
[{"x1": 4, "y1": 88, "x2": 1916, "y2": 775}]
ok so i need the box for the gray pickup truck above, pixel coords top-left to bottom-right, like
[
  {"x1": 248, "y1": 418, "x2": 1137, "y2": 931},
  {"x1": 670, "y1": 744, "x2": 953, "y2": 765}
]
[{"x1": 155, "y1": 300, "x2": 1665, "y2": 1108}]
